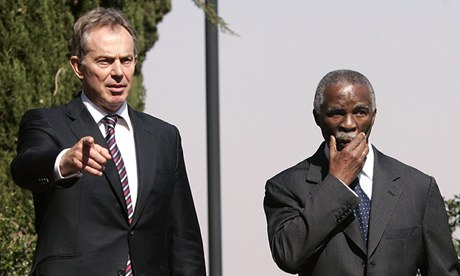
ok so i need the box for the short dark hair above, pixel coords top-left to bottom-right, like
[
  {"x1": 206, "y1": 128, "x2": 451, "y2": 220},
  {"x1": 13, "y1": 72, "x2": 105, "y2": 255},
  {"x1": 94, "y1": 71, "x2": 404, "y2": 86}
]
[
  {"x1": 69, "y1": 7, "x2": 138, "y2": 61},
  {"x1": 314, "y1": 69, "x2": 376, "y2": 114}
]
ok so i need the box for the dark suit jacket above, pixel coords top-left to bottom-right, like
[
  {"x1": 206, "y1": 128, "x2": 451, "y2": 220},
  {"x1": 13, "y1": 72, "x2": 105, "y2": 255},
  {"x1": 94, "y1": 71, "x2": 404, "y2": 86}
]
[
  {"x1": 264, "y1": 143, "x2": 460, "y2": 276},
  {"x1": 11, "y1": 95, "x2": 206, "y2": 276}
]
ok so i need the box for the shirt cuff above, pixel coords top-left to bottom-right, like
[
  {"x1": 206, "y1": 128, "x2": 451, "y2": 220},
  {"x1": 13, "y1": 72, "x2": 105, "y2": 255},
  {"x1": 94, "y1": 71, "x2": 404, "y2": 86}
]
[
  {"x1": 54, "y1": 149, "x2": 83, "y2": 180},
  {"x1": 338, "y1": 178, "x2": 358, "y2": 197}
]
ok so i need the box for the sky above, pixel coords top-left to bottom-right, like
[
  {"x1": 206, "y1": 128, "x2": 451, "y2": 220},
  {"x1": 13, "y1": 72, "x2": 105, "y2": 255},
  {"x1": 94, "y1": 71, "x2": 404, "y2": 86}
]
[{"x1": 142, "y1": 1, "x2": 460, "y2": 275}]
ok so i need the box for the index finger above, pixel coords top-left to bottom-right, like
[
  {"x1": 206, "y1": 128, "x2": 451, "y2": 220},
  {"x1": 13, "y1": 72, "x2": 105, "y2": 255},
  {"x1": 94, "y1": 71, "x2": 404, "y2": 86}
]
[
  {"x1": 353, "y1": 133, "x2": 369, "y2": 157},
  {"x1": 82, "y1": 136, "x2": 95, "y2": 147},
  {"x1": 329, "y1": 135, "x2": 337, "y2": 158},
  {"x1": 348, "y1": 132, "x2": 367, "y2": 150}
]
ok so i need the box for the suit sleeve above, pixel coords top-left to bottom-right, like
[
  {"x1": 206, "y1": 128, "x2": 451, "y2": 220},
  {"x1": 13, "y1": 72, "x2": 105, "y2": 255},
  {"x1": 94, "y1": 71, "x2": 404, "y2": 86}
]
[
  {"x1": 168, "y1": 129, "x2": 206, "y2": 276},
  {"x1": 264, "y1": 173, "x2": 360, "y2": 273},
  {"x1": 421, "y1": 177, "x2": 460, "y2": 275},
  {"x1": 10, "y1": 109, "x2": 67, "y2": 192}
]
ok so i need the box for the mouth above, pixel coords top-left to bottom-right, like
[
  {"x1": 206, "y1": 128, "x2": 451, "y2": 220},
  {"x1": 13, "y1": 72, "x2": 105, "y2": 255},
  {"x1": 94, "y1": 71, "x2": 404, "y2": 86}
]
[
  {"x1": 107, "y1": 85, "x2": 127, "y2": 94},
  {"x1": 335, "y1": 133, "x2": 356, "y2": 150}
]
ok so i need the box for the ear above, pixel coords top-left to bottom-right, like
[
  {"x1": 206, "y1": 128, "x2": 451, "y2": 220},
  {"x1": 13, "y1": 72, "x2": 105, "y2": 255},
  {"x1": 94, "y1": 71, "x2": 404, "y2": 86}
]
[
  {"x1": 69, "y1": 56, "x2": 84, "y2": 80},
  {"x1": 313, "y1": 109, "x2": 321, "y2": 126},
  {"x1": 371, "y1": 108, "x2": 377, "y2": 126}
]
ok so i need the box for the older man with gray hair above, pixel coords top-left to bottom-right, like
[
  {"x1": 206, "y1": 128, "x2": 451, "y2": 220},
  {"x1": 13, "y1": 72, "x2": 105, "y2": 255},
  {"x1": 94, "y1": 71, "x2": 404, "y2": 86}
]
[{"x1": 264, "y1": 69, "x2": 459, "y2": 275}]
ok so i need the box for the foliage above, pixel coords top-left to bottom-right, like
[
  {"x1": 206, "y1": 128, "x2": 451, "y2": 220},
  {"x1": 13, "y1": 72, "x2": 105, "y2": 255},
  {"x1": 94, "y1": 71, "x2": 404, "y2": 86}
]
[
  {"x1": 191, "y1": 0, "x2": 237, "y2": 36},
  {"x1": 445, "y1": 195, "x2": 460, "y2": 256},
  {"x1": 0, "y1": 0, "x2": 170, "y2": 274}
]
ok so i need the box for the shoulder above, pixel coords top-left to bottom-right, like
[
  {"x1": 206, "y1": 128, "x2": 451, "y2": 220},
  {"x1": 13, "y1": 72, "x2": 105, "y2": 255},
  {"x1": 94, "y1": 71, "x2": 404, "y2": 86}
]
[
  {"x1": 20, "y1": 94, "x2": 82, "y2": 121},
  {"x1": 374, "y1": 147, "x2": 431, "y2": 179},
  {"x1": 130, "y1": 109, "x2": 174, "y2": 126},
  {"x1": 269, "y1": 160, "x2": 310, "y2": 183},
  {"x1": 19, "y1": 104, "x2": 69, "y2": 128},
  {"x1": 373, "y1": 147, "x2": 435, "y2": 192},
  {"x1": 268, "y1": 144, "x2": 327, "y2": 185},
  {"x1": 129, "y1": 109, "x2": 181, "y2": 138}
]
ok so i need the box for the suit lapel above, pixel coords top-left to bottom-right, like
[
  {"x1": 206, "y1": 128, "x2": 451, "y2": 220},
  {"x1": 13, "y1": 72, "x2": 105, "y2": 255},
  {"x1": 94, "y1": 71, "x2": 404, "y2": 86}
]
[
  {"x1": 367, "y1": 147, "x2": 403, "y2": 258},
  {"x1": 66, "y1": 95, "x2": 128, "y2": 219},
  {"x1": 129, "y1": 109, "x2": 158, "y2": 227}
]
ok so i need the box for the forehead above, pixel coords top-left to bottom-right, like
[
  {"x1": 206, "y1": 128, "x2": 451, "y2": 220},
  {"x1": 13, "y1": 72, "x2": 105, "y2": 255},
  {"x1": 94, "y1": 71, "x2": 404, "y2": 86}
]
[
  {"x1": 84, "y1": 26, "x2": 135, "y2": 55},
  {"x1": 323, "y1": 83, "x2": 372, "y2": 107}
]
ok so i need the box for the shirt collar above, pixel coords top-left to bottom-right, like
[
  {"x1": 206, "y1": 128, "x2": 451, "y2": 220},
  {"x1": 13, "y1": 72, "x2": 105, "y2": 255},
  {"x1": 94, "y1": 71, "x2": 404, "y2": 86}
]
[{"x1": 80, "y1": 91, "x2": 132, "y2": 131}]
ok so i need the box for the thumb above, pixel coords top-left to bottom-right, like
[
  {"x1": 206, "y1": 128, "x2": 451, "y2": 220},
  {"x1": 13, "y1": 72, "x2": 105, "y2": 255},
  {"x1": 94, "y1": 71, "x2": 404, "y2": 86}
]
[{"x1": 329, "y1": 135, "x2": 337, "y2": 159}]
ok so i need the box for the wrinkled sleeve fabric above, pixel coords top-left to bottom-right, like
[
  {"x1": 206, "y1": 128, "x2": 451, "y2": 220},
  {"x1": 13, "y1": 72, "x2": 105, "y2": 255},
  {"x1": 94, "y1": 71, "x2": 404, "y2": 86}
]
[
  {"x1": 264, "y1": 171, "x2": 359, "y2": 273},
  {"x1": 11, "y1": 109, "x2": 72, "y2": 192}
]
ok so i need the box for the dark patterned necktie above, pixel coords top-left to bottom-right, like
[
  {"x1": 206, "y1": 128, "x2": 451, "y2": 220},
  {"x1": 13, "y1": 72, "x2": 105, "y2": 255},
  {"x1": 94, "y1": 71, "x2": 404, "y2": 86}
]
[
  {"x1": 104, "y1": 114, "x2": 134, "y2": 275},
  {"x1": 351, "y1": 178, "x2": 371, "y2": 243}
]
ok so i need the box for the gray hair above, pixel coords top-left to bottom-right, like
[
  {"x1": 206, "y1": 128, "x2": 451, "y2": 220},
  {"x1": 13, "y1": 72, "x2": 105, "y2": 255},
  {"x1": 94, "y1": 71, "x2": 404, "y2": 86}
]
[
  {"x1": 69, "y1": 7, "x2": 138, "y2": 61},
  {"x1": 313, "y1": 69, "x2": 376, "y2": 114}
]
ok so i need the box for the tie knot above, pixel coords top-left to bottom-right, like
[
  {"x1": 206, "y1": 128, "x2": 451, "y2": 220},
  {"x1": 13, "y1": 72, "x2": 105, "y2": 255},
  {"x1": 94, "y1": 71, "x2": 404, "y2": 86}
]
[
  {"x1": 104, "y1": 114, "x2": 118, "y2": 129},
  {"x1": 350, "y1": 178, "x2": 360, "y2": 191}
]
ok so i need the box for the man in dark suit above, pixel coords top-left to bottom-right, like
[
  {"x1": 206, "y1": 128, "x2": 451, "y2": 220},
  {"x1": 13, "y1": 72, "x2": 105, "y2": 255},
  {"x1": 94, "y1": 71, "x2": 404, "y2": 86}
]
[
  {"x1": 10, "y1": 8, "x2": 205, "y2": 276},
  {"x1": 264, "y1": 69, "x2": 460, "y2": 275}
]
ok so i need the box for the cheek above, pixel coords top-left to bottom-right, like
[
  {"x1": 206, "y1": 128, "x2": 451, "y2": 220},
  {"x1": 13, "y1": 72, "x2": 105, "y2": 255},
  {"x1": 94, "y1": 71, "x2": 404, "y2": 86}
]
[
  {"x1": 86, "y1": 67, "x2": 110, "y2": 81},
  {"x1": 89, "y1": 74, "x2": 104, "y2": 83},
  {"x1": 359, "y1": 118, "x2": 374, "y2": 131},
  {"x1": 322, "y1": 119, "x2": 339, "y2": 131},
  {"x1": 320, "y1": 124, "x2": 337, "y2": 138},
  {"x1": 124, "y1": 68, "x2": 135, "y2": 80}
]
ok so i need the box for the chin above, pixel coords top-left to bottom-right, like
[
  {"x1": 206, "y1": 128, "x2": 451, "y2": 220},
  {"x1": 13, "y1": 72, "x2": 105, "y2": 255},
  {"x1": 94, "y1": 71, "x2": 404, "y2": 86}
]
[{"x1": 108, "y1": 95, "x2": 128, "y2": 105}]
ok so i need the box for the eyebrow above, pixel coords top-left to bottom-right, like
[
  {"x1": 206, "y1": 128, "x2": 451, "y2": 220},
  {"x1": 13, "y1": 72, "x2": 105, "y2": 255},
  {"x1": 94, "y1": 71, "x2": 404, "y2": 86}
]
[
  {"x1": 324, "y1": 106, "x2": 343, "y2": 112},
  {"x1": 323, "y1": 104, "x2": 370, "y2": 113},
  {"x1": 96, "y1": 54, "x2": 134, "y2": 58},
  {"x1": 354, "y1": 103, "x2": 370, "y2": 109}
]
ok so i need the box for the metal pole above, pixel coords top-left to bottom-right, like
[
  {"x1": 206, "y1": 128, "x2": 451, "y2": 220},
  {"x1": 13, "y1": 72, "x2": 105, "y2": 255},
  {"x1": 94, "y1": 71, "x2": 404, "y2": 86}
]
[
  {"x1": 206, "y1": 0, "x2": 222, "y2": 276},
  {"x1": 205, "y1": 0, "x2": 222, "y2": 275}
]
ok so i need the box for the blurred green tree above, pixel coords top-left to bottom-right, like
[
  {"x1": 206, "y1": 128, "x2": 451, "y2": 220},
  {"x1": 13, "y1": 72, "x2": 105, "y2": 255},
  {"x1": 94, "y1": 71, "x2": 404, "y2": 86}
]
[{"x1": 446, "y1": 195, "x2": 460, "y2": 256}]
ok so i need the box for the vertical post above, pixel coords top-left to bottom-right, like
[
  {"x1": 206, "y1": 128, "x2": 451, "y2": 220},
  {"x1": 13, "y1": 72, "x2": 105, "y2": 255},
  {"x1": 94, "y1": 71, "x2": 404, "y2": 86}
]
[{"x1": 205, "y1": 0, "x2": 222, "y2": 275}]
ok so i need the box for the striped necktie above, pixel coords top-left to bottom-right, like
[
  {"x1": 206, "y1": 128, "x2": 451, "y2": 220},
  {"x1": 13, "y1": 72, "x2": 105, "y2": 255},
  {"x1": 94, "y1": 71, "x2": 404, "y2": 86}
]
[
  {"x1": 104, "y1": 114, "x2": 134, "y2": 275},
  {"x1": 351, "y1": 178, "x2": 371, "y2": 243}
]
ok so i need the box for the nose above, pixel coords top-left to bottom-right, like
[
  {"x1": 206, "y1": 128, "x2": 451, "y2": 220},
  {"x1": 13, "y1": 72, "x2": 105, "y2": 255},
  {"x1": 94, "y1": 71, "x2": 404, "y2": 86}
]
[
  {"x1": 111, "y1": 60, "x2": 123, "y2": 78},
  {"x1": 339, "y1": 113, "x2": 357, "y2": 132}
]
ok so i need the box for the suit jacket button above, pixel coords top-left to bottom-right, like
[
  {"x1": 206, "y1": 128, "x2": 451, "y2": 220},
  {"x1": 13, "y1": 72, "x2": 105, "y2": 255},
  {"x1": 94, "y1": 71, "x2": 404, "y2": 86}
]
[
  {"x1": 118, "y1": 269, "x2": 125, "y2": 276},
  {"x1": 130, "y1": 230, "x2": 135, "y2": 236}
]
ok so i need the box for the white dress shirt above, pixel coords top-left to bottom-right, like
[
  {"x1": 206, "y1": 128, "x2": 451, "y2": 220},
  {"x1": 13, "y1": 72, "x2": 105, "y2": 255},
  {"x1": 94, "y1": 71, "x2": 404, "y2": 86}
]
[
  {"x1": 324, "y1": 141, "x2": 374, "y2": 199},
  {"x1": 54, "y1": 92, "x2": 139, "y2": 210}
]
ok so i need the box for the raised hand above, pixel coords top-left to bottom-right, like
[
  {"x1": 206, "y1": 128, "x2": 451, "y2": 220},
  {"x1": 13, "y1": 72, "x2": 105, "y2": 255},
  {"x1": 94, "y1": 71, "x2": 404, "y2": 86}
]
[
  {"x1": 60, "y1": 136, "x2": 112, "y2": 177},
  {"x1": 328, "y1": 132, "x2": 369, "y2": 185}
]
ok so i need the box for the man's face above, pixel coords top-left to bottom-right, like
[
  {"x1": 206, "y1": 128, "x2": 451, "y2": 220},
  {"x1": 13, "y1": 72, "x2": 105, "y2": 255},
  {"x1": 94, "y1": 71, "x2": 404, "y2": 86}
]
[
  {"x1": 70, "y1": 26, "x2": 136, "y2": 113},
  {"x1": 314, "y1": 83, "x2": 376, "y2": 151}
]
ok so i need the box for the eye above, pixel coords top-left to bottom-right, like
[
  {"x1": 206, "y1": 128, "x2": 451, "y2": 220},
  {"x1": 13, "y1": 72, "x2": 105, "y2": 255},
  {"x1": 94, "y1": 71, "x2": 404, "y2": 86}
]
[
  {"x1": 326, "y1": 109, "x2": 344, "y2": 117},
  {"x1": 96, "y1": 58, "x2": 113, "y2": 66},
  {"x1": 354, "y1": 108, "x2": 369, "y2": 116},
  {"x1": 121, "y1": 57, "x2": 134, "y2": 65}
]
